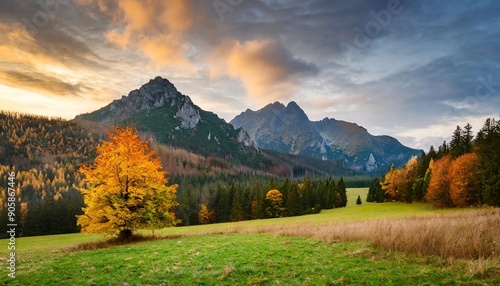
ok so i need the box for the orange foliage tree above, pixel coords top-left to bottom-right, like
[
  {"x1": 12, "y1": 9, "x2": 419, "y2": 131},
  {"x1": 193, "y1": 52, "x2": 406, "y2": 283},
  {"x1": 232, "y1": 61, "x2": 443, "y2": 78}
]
[
  {"x1": 425, "y1": 155, "x2": 453, "y2": 207},
  {"x1": 449, "y1": 153, "x2": 481, "y2": 207},
  {"x1": 382, "y1": 157, "x2": 418, "y2": 202},
  {"x1": 77, "y1": 126, "x2": 178, "y2": 239}
]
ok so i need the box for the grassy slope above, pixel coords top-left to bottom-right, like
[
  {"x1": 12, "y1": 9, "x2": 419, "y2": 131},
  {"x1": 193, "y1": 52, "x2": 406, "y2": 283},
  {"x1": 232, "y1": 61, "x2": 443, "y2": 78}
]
[
  {"x1": 1, "y1": 188, "x2": 498, "y2": 285},
  {"x1": 3, "y1": 234, "x2": 492, "y2": 286}
]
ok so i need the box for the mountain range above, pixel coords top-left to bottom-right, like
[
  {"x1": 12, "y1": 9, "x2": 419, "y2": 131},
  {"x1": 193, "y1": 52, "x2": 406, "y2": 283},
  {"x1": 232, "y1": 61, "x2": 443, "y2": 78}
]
[
  {"x1": 75, "y1": 76, "x2": 420, "y2": 174},
  {"x1": 231, "y1": 102, "x2": 421, "y2": 171}
]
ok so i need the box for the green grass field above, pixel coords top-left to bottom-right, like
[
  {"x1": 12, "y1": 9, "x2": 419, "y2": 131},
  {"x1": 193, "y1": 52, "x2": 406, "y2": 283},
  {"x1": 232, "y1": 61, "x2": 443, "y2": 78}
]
[{"x1": 1, "y1": 188, "x2": 499, "y2": 285}]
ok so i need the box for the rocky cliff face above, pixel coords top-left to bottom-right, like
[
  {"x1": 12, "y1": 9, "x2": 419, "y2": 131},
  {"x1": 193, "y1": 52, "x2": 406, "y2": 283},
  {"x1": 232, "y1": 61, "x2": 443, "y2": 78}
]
[
  {"x1": 77, "y1": 76, "x2": 202, "y2": 131},
  {"x1": 231, "y1": 101, "x2": 421, "y2": 171},
  {"x1": 75, "y1": 76, "x2": 255, "y2": 158}
]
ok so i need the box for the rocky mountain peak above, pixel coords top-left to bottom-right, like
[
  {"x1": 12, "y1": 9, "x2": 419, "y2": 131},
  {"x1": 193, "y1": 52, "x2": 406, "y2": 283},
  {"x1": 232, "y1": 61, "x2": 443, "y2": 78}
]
[
  {"x1": 231, "y1": 101, "x2": 421, "y2": 172},
  {"x1": 285, "y1": 101, "x2": 309, "y2": 121}
]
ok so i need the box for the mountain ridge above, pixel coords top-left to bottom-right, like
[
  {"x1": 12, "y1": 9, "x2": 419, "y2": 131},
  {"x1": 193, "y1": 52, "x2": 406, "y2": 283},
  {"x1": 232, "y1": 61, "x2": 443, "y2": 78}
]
[
  {"x1": 231, "y1": 101, "x2": 421, "y2": 171},
  {"x1": 75, "y1": 76, "x2": 419, "y2": 173},
  {"x1": 75, "y1": 76, "x2": 257, "y2": 160}
]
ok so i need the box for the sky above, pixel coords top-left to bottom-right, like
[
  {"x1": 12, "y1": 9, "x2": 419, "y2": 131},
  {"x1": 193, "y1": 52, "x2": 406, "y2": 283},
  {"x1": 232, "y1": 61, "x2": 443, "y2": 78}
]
[{"x1": 0, "y1": 0, "x2": 499, "y2": 150}]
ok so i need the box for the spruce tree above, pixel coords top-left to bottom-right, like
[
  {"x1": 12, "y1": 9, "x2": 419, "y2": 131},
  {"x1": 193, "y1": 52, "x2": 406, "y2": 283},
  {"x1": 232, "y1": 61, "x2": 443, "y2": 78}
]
[
  {"x1": 338, "y1": 177, "x2": 347, "y2": 207},
  {"x1": 285, "y1": 185, "x2": 301, "y2": 216},
  {"x1": 356, "y1": 195, "x2": 362, "y2": 205},
  {"x1": 475, "y1": 118, "x2": 500, "y2": 206},
  {"x1": 450, "y1": 126, "x2": 463, "y2": 158},
  {"x1": 462, "y1": 123, "x2": 473, "y2": 154}
]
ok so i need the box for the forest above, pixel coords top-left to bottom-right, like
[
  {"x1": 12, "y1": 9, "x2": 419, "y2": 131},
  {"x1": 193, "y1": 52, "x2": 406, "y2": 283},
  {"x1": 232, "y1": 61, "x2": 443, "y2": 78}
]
[
  {"x1": 368, "y1": 118, "x2": 500, "y2": 207},
  {"x1": 0, "y1": 112, "x2": 350, "y2": 237},
  {"x1": 3, "y1": 111, "x2": 497, "y2": 238}
]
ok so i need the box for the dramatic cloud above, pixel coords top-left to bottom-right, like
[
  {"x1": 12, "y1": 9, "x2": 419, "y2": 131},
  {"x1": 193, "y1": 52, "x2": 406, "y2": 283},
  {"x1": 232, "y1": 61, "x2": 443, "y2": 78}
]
[
  {"x1": 209, "y1": 39, "x2": 318, "y2": 102},
  {"x1": 80, "y1": 0, "x2": 199, "y2": 69},
  {"x1": 0, "y1": 0, "x2": 499, "y2": 150}
]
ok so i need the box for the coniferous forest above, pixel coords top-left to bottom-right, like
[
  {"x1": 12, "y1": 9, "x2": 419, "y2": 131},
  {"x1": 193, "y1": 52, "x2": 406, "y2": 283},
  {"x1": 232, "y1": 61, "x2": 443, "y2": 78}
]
[
  {"x1": 2, "y1": 111, "x2": 498, "y2": 238},
  {"x1": 0, "y1": 112, "x2": 350, "y2": 237}
]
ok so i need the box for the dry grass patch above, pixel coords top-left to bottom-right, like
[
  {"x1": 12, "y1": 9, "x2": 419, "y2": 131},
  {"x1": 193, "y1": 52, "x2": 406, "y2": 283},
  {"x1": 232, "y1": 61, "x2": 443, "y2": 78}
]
[{"x1": 237, "y1": 208, "x2": 500, "y2": 260}]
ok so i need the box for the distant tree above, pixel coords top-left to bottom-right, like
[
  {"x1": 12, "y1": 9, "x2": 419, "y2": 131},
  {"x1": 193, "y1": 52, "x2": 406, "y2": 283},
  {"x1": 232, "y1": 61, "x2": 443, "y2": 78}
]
[
  {"x1": 77, "y1": 126, "x2": 178, "y2": 239},
  {"x1": 356, "y1": 195, "x2": 362, "y2": 205},
  {"x1": 437, "y1": 141, "x2": 449, "y2": 158},
  {"x1": 230, "y1": 195, "x2": 245, "y2": 222},
  {"x1": 298, "y1": 178, "x2": 314, "y2": 213},
  {"x1": 449, "y1": 153, "x2": 481, "y2": 207},
  {"x1": 265, "y1": 189, "x2": 284, "y2": 218},
  {"x1": 366, "y1": 178, "x2": 384, "y2": 203},
  {"x1": 285, "y1": 185, "x2": 301, "y2": 216},
  {"x1": 382, "y1": 157, "x2": 417, "y2": 203},
  {"x1": 198, "y1": 204, "x2": 210, "y2": 224},
  {"x1": 337, "y1": 177, "x2": 347, "y2": 207},
  {"x1": 462, "y1": 123, "x2": 474, "y2": 154},
  {"x1": 322, "y1": 177, "x2": 337, "y2": 209},
  {"x1": 450, "y1": 125, "x2": 463, "y2": 158},
  {"x1": 425, "y1": 155, "x2": 453, "y2": 207},
  {"x1": 475, "y1": 118, "x2": 500, "y2": 206}
]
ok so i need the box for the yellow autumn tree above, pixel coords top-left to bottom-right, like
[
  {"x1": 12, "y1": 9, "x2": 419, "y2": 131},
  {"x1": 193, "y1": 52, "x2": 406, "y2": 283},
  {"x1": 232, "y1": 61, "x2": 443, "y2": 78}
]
[
  {"x1": 198, "y1": 204, "x2": 210, "y2": 224},
  {"x1": 382, "y1": 157, "x2": 418, "y2": 202},
  {"x1": 265, "y1": 189, "x2": 284, "y2": 218},
  {"x1": 77, "y1": 126, "x2": 178, "y2": 239}
]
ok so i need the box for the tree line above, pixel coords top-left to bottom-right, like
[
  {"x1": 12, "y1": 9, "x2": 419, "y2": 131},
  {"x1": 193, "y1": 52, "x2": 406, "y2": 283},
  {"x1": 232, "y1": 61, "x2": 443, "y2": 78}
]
[
  {"x1": 174, "y1": 175, "x2": 348, "y2": 225},
  {"x1": 0, "y1": 112, "x2": 351, "y2": 237},
  {"x1": 0, "y1": 112, "x2": 100, "y2": 238},
  {"x1": 375, "y1": 117, "x2": 499, "y2": 207}
]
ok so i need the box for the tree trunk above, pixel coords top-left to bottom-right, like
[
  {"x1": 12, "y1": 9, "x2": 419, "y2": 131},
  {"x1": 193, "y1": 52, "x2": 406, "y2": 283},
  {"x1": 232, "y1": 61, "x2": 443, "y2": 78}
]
[{"x1": 119, "y1": 229, "x2": 133, "y2": 240}]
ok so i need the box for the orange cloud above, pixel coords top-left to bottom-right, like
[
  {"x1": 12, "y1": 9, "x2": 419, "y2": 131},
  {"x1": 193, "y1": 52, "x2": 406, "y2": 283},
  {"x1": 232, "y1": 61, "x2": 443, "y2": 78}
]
[
  {"x1": 209, "y1": 40, "x2": 318, "y2": 103},
  {"x1": 82, "y1": 0, "x2": 196, "y2": 69},
  {"x1": 140, "y1": 35, "x2": 192, "y2": 69}
]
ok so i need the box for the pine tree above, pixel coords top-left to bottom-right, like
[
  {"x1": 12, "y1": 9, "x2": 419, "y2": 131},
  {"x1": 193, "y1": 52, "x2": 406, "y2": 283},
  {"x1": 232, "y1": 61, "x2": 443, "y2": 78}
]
[
  {"x1": 285, "y1": 185, "x2": 301, "y2": 216},
  {"x1": 462, "y1": 123, "x2": 473, "y2": 154},
  {"x1": 450, "y1": 126, "x2": 463, "y2": 158},
  {"x1": 475, "y1": 118, "x2": 500, "y2": 206},
  {"x1": 356, "y1": 195, "x2": 362, "y2": 205},
  {"x1": 337, "y1": 177, "x2": 347, "y2": 207},
  {"x1": 367, "y1": 178, "x2": 384, "y2": 203}
]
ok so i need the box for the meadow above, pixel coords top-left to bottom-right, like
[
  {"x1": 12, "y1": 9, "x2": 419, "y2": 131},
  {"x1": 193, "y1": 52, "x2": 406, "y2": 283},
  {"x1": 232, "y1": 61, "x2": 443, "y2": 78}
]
[{"x1": 1, "y1": 188, "x2": 499, "y2": 285}]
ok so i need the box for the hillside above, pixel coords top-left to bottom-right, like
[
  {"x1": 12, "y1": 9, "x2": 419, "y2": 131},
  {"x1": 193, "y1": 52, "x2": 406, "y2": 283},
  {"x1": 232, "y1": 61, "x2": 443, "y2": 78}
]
[
  {"x1": 74, "y1": 77, "x2": 358, "y2": 177},
  {"x1": 231, "y1": 101, "x2": 421, "y2": 171},
  {"x1": 75, "y1": 76, "x2": 259, "y2": 166},
  {"x1": 0, "y1": 112, "x2": 99, "y2": 237}
]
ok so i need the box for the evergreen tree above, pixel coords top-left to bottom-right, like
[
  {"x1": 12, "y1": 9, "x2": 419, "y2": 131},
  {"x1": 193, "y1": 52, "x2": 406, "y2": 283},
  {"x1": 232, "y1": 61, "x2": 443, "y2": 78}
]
[
  {"x1": 285, "y1": 184, "x2": 301, "y2": 216},
  {"x1": 230, "y1": 184, "x2": 245, "y2": 222},
  {"x1": 367, "y1": 178, "x2": 384, "y2": 203},
  {"x1": 437, "y1": 141, "x2": 449, "y2": 158},
  {"x1": 475, "y1": 118, "x2": 500, "y2": 206},
  {"x1": 337, "y1": 177, "x2": 347, "y2": 207},
  {"x1": 450, "y1": 125, "x2": 463, "y2": 158},
  {"x1": 356, "y1": 195, "x2": 362, "y2": 205},
  {"x1": 462, "y1": 123, "x2": 474, "y2": 154},
  {"x1": 323, "y1": 176, "x2": 336, "y2": 209}
]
